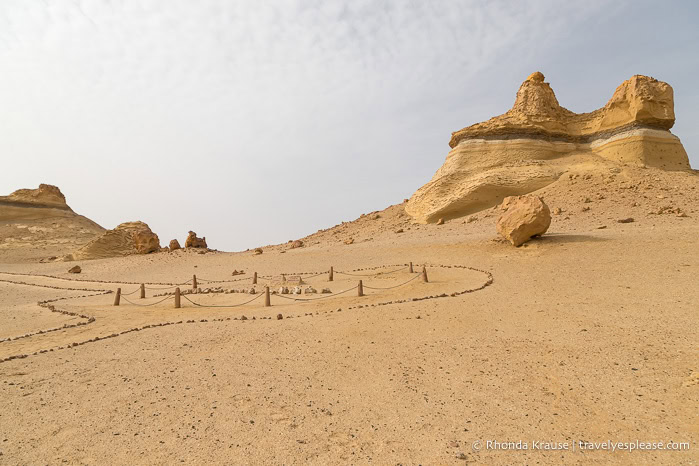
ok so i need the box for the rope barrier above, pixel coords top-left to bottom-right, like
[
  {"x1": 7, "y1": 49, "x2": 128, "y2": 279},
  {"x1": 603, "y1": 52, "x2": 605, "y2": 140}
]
[
  {"x1": 363, "y1": 272, "x2": 422, "y2": 290},
  {"x1": 0, "y1": 263, "x2": 495, "y2": 364},
  {"x1": 120, "y1": 287, "x2": 141, "y2": 296},
  {"x1": 335, "y1": 266, "x2": 408, "y2": 277},
  {"x1": 120, "y1": 295, "x2": 174, "y2": 307},
  {"x1": 181, "y1": 291, "x2": 265, "y2": 308}
]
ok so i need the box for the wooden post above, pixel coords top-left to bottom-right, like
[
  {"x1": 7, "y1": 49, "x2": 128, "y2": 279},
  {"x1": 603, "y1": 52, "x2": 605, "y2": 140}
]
[
  {"x1": 113, "y1": 288, "x2": 121, "y2": 306},
  {"x1": 265, "y1": 286, "x2": 271, "y2": 307},
  {"x1": 253, "y1": 272, "x2": 258, "y2": 285},
  {"x1": 358, "y1": 280, "x2": 364, "y2": 297},
  {"x1": 409, "y1": 262, "x2": 414, "y2": 273},
  {"x1": 329, "y1": 266, "x2": 334, "y2": 282},
  {"x1": 140, "y1": 283, "x2": 145, "y2": 299},
  {"x1": 192, "y1": 275, "x2": 197, "y2": 290},
  {"x1": 421, "y1": 266, "x2": 428, "y2": 283},
  {"x1": 175, "y1": 287, "x2": 181, "y2": 308}
]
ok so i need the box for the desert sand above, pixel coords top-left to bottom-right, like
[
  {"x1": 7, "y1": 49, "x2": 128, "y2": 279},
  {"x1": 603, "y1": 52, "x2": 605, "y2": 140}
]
[{"x1": 1, "y1": 75, "x2": 698, "y2": 465}]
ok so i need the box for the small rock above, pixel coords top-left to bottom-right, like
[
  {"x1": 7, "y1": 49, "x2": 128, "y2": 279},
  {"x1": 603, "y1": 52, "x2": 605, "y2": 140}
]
[
  {"x1": 277, "y1": 314, "x2": 283, "y2": 320},
  {"x1": 395, "y1": 228, "x2": 404, "y2": 234},
  {"x1": 68, "y1": 265, "x2": 81, "y2": 274},
  {"x1": 617, "y1": 217, "x2": 635, "y2": 223},
  {"x1": 321, "y1": 288, "x2": 332, "y2": 294},
  {"x1": 169, "y1": 239, "x2": 181, "y2": 250},
  {"x1": 253, "y1": 248, "x2": 263, "y2": 255}
]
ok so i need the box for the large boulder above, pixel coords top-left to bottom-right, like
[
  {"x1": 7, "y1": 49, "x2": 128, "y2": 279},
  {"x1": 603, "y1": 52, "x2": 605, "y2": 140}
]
[
  {"x1": 496, "y1": 196, "x2": 551, "y2": 247},
  {"x1": 66, "y1": 221, "x2": 161, "y2": 260},
  {"x1": 169, "y1": 239, "x2": 181, "y2": 251},
  {"x1": 405, "y1": 72, "x2": 690, "y2": 224},
  {"x1": 185, "y1": 231, "x2": 207, "y2": 248}
]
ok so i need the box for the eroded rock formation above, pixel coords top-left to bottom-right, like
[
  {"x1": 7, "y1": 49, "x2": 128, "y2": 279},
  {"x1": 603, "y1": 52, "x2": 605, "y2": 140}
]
[
  {"x1": 406, "y1": 72, "x2": 691, "y2": 223},
  {"x1": 4, "y1": 184, "x2": 70, "y2": 209},
  {"x1": 0, "y1": 184, "x2": 105, "y2": 262},
  {"x1": 66, "y1": 221, "x2": 161, "y2": 260},
  {"x1": 185, "y1": 231, "x2": 207, "y2": 249}
]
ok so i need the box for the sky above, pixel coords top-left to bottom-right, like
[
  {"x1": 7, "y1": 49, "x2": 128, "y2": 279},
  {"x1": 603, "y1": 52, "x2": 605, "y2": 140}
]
[{"x1": 1, "y1": 0, "x2": 697, "y2": 251}]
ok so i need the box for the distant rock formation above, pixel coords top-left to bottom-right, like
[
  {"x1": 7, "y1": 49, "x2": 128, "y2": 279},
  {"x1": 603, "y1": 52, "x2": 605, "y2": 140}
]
[
  {"x1": 406, "y1": 72, "x2": 691, "y2": 223},
  {"x1": 0, "y1": 184, "x2": 105, "y2": 262},
  {"x1": 496, "y1": 195, "x2": 551, "y2": 246},
  {"x1": 4, "y1": 184, "x2": 70, "y2": 209},
  {"x1": 66, "y1": 221, "x2": 161, "y2": 261},
  {"x1": 185, "y1": 231, "x2": 207, "y2": 248},
  {"x1": 169, "y1": 239, "x2": 181, "y2": 251}
]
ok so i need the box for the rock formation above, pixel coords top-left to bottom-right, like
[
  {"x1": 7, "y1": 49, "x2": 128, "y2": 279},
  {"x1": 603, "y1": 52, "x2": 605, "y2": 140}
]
[
  {"x1": 496, "y1": 196, "x2": 551, "y2": 246},
  {"x1": 406, "y1": 72, "x2": 691, "y2": 223},
  {"x1": 4, "y1": 184, "x2": 70, "y2": 208},
  {"x1": 185, "y1": 231, "x2": 207, "y2": 249},
  {"x1": 0, "y1": 184, "x2": 105, "y2": 262},
  {"x1": 169, "y1": 239, "x2": 181, "y2": 251},
  {"x1": 66, "y1": 221, "x2": 161, "y2": 260}
]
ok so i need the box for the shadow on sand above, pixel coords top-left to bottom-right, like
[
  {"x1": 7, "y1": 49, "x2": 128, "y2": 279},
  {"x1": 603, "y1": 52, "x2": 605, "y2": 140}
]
[{"x1": 533, "y1": 233, "x2": 609, "y2": 245}]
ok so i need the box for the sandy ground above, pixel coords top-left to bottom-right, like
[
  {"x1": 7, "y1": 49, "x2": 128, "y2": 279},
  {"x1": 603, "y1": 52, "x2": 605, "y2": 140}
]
[{"x1": 1, "y1": 167, "x2": 698, "y2": 465}]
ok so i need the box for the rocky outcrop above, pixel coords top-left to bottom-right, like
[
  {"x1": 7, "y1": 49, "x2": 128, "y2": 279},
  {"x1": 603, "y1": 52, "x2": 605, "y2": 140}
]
[
  {"x1": 66, "y1": 221, "x2": 160, "y2": 260},
  {"x1": 496, "y1": 196, "x2": 551, "y2": 246},
  {"x1": 169, "y1": 239, "x2": 181, "y2": 251},
  {"x1": 185, "y1": 231, "x2": 207, "y2": 249},
  {"x1": 0, "y1": 184, "x2": 105, "y2": 262},
  {"x1": 406, "y1": 72, "x2": 691, "y2": 223},
  {"x1": 3, "y1": 184, "x2": 70, "y2": 209}
]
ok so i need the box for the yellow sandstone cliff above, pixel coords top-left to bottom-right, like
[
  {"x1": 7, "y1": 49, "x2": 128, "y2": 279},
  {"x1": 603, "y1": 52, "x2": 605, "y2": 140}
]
[{"x1": 406, "y1": 72, "x2": 690, "y2": 223}]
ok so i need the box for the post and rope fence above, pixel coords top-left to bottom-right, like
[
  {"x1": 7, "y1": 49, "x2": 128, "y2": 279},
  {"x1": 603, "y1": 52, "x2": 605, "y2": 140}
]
[{"x1": 110, "y1": 263, "x2": 426, "y2": 309}]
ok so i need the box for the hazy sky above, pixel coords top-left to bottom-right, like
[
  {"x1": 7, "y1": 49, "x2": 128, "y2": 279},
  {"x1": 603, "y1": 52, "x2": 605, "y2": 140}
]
[{"x1": 1, "y1": 0, "x2": 697, "y2": 251}]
